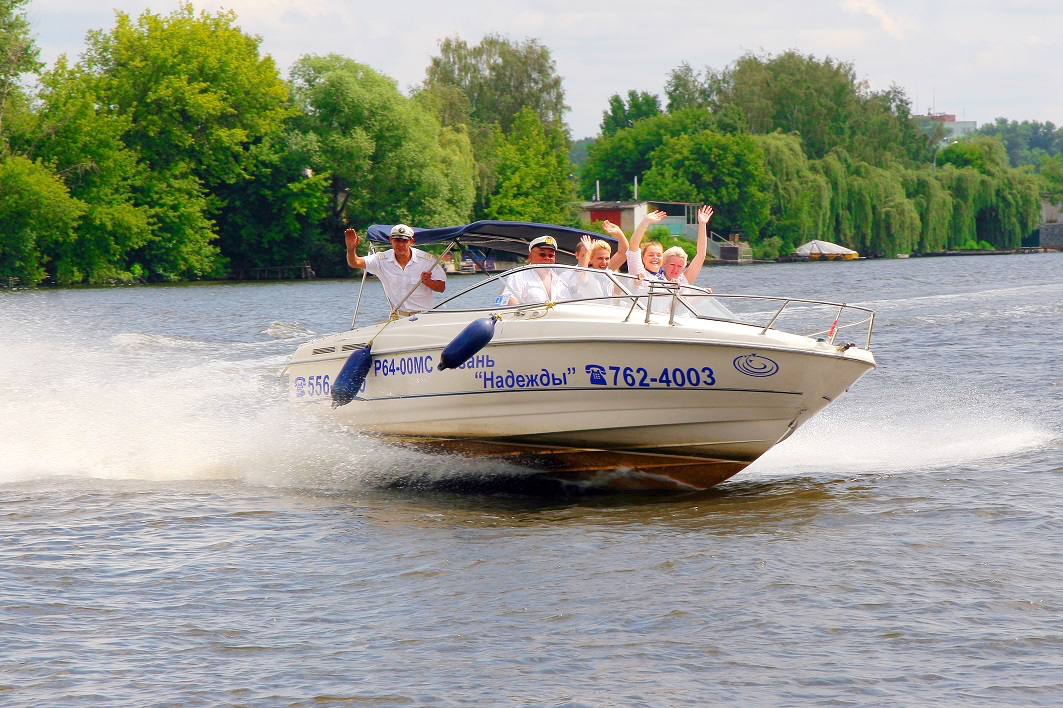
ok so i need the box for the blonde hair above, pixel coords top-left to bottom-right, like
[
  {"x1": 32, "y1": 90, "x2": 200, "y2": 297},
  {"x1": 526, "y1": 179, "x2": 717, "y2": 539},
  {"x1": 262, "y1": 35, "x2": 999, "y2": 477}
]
[
  {"x1": 662, "y1": 245, "x2": 687, "y2": 265},
  {"x1": 589, "y1": 239, "x2": 611, "y2": 257}
]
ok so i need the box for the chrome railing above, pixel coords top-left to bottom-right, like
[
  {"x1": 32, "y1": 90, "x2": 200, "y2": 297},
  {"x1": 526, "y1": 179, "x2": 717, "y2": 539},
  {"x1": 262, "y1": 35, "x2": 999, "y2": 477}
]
[{"x1": 429, "y1": 265, "x2": 875, "y2": 350}]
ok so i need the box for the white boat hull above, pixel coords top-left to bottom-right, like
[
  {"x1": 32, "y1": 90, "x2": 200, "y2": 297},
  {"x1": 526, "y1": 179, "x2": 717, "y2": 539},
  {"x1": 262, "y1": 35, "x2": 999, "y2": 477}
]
[{"x1": 287, "y1": 303, "x2": 875, "y2": 490}]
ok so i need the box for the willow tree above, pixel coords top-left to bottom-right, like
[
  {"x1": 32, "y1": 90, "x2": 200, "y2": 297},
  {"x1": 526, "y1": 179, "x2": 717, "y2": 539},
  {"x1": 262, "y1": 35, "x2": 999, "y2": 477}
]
[
  {"x1": 978, "y1": 169, "x2": 1042, "y2": 248},
  {"x1": 812, "y1": 150, "x2": 855, "y2": 244},
  {"x1": 815, "y1": 150, "x2": 920, "y2": 256},
  {"x1": 902, "y1": 171, "x2": 954, "y2": 252},
  {"x1": 936, "y1": 136, "x2": 1041, "y2": 248},
  {"x1": 936, "y1": 166, "x2": 992, "y2": 248},
  {"x1": 1041, "y1": 154, "x2": 1063, "y2": 203},
  {"x1": 756, "y1": 132, "x2": 832, "y2": 254}
]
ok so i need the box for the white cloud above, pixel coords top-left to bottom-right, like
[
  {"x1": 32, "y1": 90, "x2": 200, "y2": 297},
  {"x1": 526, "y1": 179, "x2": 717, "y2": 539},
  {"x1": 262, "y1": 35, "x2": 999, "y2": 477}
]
[{"x1": 841, "y1": 0, "x2": 912, "y2": 39}]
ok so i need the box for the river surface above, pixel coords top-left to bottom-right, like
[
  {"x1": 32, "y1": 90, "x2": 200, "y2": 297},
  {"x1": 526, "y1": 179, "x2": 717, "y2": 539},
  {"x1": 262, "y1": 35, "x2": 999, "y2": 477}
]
[{"x1": 2, "y1": 254, "x2": 1061, "y2": 705}]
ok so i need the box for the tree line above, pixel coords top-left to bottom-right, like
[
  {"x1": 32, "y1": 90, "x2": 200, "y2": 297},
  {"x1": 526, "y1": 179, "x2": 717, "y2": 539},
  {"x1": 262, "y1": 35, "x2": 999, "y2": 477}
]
[{"x1": 0, "y1": 1, "x2": 1056, "y2": 286}]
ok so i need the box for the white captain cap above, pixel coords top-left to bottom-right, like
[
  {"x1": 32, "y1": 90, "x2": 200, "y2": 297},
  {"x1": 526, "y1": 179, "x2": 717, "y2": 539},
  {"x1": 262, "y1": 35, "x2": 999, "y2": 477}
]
[
  {"x1": 389, "y1": 224, "x2": 415, "y2": 240},
  {"x1": 528, "y1": 235, "x2": 557, "y2": 252}
]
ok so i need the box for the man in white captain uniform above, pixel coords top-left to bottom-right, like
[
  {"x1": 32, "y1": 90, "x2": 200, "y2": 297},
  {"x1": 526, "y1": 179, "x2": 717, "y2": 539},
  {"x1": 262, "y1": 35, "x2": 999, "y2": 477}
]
[
  {"x1": 344, "y1": 224, "x2": 446, "y2": 316},
  {"x1": 500, "y1": 234, "x2": 572, "y2": 305}
]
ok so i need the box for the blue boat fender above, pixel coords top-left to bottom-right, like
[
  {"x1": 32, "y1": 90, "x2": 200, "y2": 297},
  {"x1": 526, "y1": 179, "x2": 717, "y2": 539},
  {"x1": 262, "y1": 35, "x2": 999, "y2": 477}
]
[
  {"x1": 438, "y1": 316, "x2": 499, "y2": 371},
  {"x1": 331, "y1": 344, "x2": 372, "y2": 407}
]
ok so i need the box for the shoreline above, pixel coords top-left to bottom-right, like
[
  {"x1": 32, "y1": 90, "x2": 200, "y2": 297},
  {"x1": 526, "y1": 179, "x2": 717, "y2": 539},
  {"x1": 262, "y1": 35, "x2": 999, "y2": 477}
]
[
  {"x1": 3, "y1": 247, "x2": 1059, "y2": 288},
  {"x1": 703, "y1": 246, "x2": 1061, "y2": 266}
]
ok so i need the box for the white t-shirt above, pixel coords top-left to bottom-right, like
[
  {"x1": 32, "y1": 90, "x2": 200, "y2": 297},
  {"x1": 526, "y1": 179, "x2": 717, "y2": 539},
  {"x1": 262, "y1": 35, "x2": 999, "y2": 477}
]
[
  {"x1": 626, "y1": 248, "x2": 666, "y2": 280},
  {"x1": 363, "y1": 248, "x2": 446, "y2": 312},
  {"x1": 500, "y1": 267, "x2": 572, "y2": 305},
  {"x1": 563, "y1": 268, "x2": 617, "y2": 300}
]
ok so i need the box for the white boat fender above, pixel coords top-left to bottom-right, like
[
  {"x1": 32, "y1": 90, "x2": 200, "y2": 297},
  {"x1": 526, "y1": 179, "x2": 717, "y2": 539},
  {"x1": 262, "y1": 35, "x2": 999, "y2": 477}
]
[
  {"x1": 438, "y1": 315, "x2": 500, "y2": 371},
  {"x1": 331, "y1": 344, "x2": 372, "y2": 407}
]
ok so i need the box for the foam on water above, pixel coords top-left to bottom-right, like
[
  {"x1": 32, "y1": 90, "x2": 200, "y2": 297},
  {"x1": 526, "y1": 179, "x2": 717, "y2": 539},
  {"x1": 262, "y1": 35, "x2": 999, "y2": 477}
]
[
  {"x1": 746, "y1": 380, "x2": 1058, "y2": 479},
  {"x1": 0, "y1": 331, "x2": 531, "y2": 490}
]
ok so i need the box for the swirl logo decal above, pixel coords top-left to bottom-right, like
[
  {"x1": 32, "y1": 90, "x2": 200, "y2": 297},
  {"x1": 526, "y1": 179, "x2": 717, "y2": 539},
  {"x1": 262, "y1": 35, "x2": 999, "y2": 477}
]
[{"x1": 733, "y1": 353, "x2": 779, "y2": 377}]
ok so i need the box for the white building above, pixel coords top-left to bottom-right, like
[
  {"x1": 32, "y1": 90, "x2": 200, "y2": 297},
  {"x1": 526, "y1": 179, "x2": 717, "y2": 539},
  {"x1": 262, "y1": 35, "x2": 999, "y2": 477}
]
[{"x1": 925, "y1": 112, "x2": 977, "y2": 141}]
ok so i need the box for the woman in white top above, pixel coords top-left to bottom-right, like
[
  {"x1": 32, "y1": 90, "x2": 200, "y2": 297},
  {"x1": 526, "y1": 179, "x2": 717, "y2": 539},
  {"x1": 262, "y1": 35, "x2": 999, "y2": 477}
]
[
  {"x1": 568, "y1": 235, "x2": 620, "y2": 301},
  {"x1": 624, "y1": 210, "x2": 668, "y2": 279},
  {"x1": 596, "y1": 221, "x2": 629, "y2": 271}
]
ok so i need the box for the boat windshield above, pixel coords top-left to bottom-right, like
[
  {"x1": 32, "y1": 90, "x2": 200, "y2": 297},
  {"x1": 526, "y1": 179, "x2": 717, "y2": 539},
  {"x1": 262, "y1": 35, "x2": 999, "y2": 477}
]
[
  {"x1": 430, "y1": 264, "x2": 738, "y2": 321},
  {"x1": 431, "y1": 265, "x2": 627, "y2": 311}
]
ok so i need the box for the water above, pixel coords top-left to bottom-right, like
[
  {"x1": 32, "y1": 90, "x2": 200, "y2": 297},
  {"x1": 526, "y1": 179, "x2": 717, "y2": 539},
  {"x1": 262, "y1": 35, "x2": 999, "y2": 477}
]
[{"x1": 2, "y1": 255, "x2": 1061, "y2": 705}]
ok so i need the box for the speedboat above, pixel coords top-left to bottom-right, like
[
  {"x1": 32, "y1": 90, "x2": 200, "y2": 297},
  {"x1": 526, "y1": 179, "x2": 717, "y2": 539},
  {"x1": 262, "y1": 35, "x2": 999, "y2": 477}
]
[{"x1": 286, "y1": 221, "x2": 876, "y2": 490}]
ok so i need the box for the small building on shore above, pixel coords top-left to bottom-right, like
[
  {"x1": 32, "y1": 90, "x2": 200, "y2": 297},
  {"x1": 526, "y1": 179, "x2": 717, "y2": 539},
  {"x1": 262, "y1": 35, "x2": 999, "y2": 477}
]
[
  {"x1": 1041, "y1": 200, "x2": 1063, "y2": 249},
  {"x1": 578, "y1": 200, "x2": 701, "y2": 239},
  {"x1": 1040, "y1": 223, "x2": 1063, "y2": 249}
]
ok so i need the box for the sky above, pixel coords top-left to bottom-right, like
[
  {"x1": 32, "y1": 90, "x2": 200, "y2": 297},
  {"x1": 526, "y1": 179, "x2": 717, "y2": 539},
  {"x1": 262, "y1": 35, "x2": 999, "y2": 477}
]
[{"x1": 23, "y1": 0, "x2": 1063, "y2": 140}]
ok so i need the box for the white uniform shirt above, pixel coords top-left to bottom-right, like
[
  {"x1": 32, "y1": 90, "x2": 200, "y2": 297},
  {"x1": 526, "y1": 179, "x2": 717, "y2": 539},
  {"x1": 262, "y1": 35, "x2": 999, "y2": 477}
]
[
  {"x1": 363, "y1": 248, "x2": 446, "y2": 312},
  {"x1": 500, "y1": 267, "x2": 572, "y2": 305}
]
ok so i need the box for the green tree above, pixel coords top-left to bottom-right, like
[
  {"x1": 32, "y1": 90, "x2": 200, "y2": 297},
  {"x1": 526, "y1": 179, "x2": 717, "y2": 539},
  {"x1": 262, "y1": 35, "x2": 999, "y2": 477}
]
[
  {"x1": 711, "y1": 50, "x2": 926, "y2": 166},
  {"x1": 483, "y1": 107, "x2": 574, "y2": 224},
  {"x1": 0, "y1": 0, "x2": 41, "y2": 147},
  {"x1": 579, "y1": 108, "x2": 716, "y2": 201},
  {"x1": 289, "y1": 53, "x2": 476, "y2": 233},
  {"x1": 0, "y1": 155, "x2": 86, "y2": 284},
  {"x1": 977, "y1": 118, "x2": 1063, "y2": 167},
  {"x1": 664, "y1": 62, "x2": 716, "y2": 112},
  {"x1": 929, "y1": 136, "x2": 1039, "y2": 250},
  {"x1": 902, "y1": 169, "x2": 954, "y2": 253},
  {"x1": 569, "y1": 136, "x2": 594, "y2": 166},
  {"x1": 419, "y1": 34, "x2": 568, "y2": 219},
  {"x1": 641, "y1": 129, "x2": 770, "y2": 238},
  {"x1": 714, "y1": 50, "x2": 860, "y2": 161},
  {"x1": 848, "y1": 84, "x2": 933, "y2": 165},
  {"x1": 423, "y1": 34, "x2": 568, "y2": 135},
  {"x1": 211, "y1": 135, "x2": 333, "y2": 274},
  {"x1": 27, "y1": 57, "x2": 154, "y2": 283},
  {"x1": 810, "y1": 150, "x2": 922, "y2": 256},
  {"x1": 1040, "y1": 154, "x2": 1063, "y2": 204},
  {"x1": 600, "y1": 90, "x2": 662, "y2": 137},
  {"x1": 936, "y1": 135, "x2": 1008, "y2": 174},
  {"x1": 79, "y1": 3, "x2": 293, "y2": 279}
]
